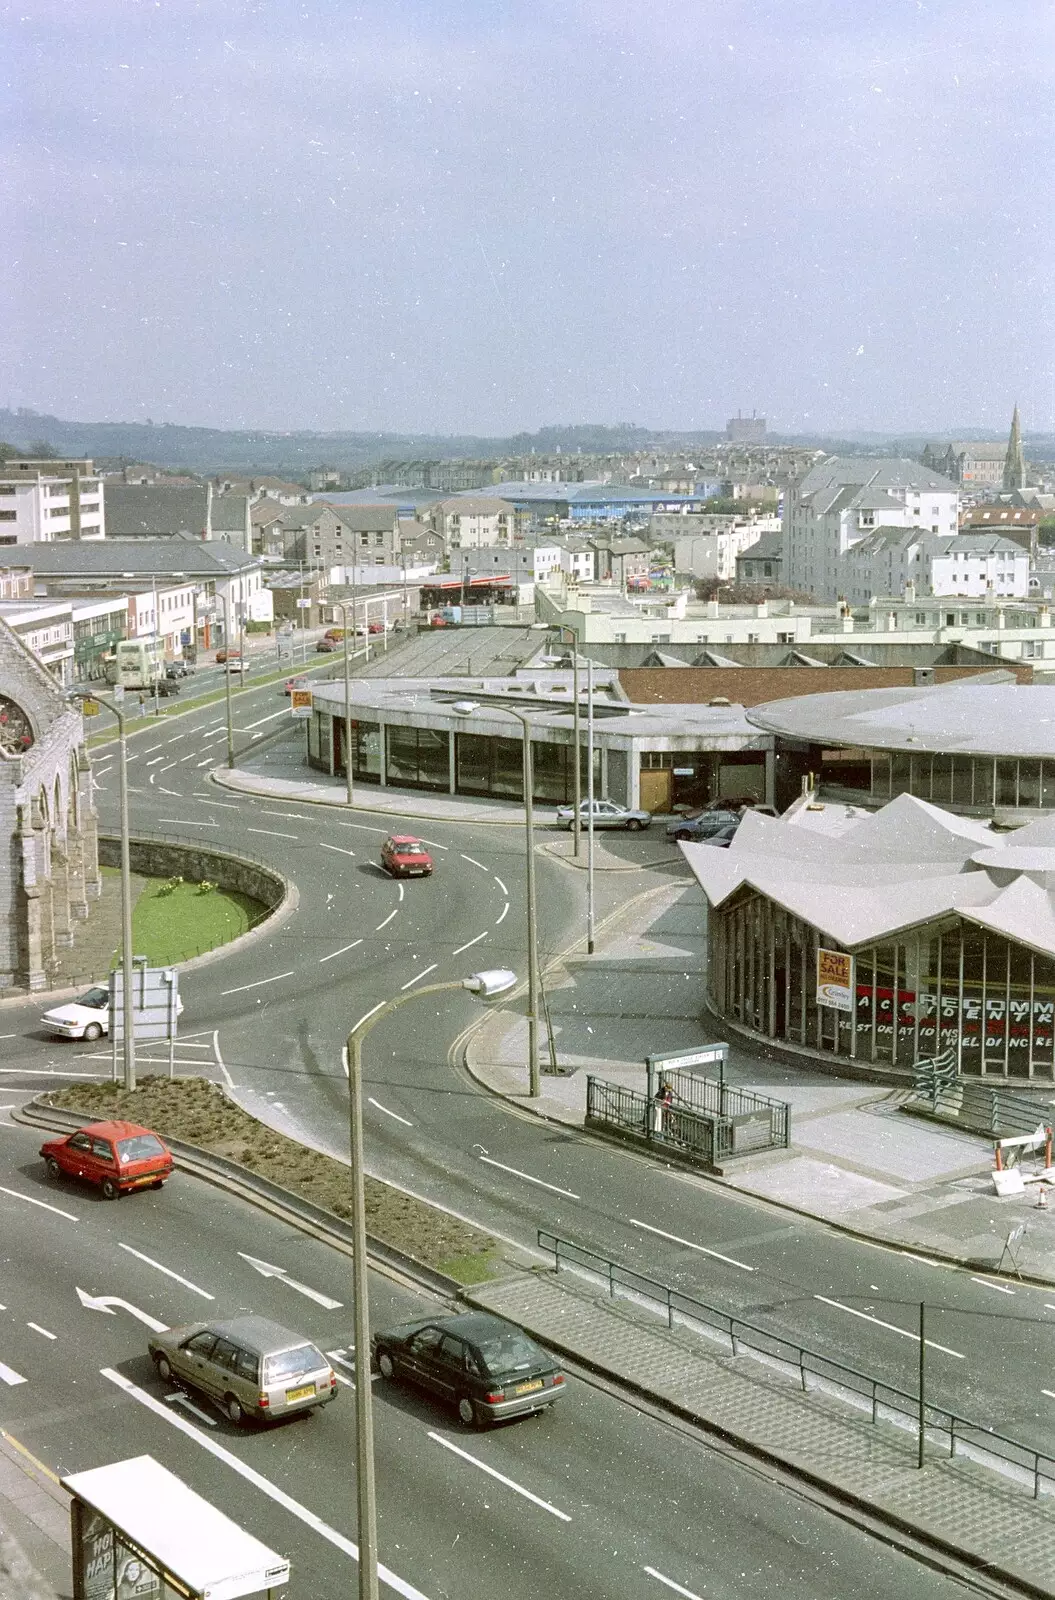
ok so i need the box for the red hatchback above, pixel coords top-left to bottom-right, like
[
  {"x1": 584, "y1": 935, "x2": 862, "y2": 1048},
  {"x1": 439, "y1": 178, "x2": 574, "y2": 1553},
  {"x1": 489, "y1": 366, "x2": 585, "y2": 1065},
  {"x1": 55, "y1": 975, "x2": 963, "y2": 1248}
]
[
  {"x1": 380, "y1": 835, "x2": 434, "y2": 878},
  {"x1": 40, "y1": 1120, "x2": 173, "y2": 1200}
]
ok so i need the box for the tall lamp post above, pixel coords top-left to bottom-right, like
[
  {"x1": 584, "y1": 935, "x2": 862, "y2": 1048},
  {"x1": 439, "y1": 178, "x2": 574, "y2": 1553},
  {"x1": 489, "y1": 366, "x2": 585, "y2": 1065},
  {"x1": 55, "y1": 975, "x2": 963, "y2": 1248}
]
[
  {"x1": 335, "y1": 599, "x2": 356, "y2": 806},
  {"x1": 551, "y1": 625, "x2": 581, "y2": 856},
  {"x1": 216, "y1": 594, "x2": 235, "y2": 769},
  {"x1": 71, "y1": 688, "x2": 136, "y2": 1091},
  {"x1": 345, "y1": 968, "x2": 516, "y2": 1600}
]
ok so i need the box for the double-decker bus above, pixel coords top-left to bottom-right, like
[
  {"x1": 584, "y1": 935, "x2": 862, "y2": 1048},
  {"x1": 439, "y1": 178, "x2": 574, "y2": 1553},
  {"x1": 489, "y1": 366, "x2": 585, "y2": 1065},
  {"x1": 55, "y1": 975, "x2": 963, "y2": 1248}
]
[{"x1": 106, "y1": 638, "x2": 164, "y2": 690}]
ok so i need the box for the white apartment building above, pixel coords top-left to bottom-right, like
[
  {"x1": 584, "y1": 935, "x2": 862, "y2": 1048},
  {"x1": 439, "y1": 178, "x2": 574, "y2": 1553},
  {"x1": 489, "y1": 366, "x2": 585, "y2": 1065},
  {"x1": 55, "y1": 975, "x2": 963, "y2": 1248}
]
[
  {"x1": 840, "y1": 528, "x2": 1029, "y2": 606},
  {"x1": 0, "y1": 459, "x2": 106, "y2": 544},
  {"x1": 125, "y1": 582, "x2": 199, "y2": 657},
  {"x1": 672, "y1": 521, "x2": 777, "y2": 583},
  {"x1": 784, "y1": 457, "x2": 958, "y2": 601},
  {"x1": 429, "y1": 497, "x2": 519, "y2": 549},
  {"x1": 0, "y1": 600, "x2": 74, "y2": 680}
]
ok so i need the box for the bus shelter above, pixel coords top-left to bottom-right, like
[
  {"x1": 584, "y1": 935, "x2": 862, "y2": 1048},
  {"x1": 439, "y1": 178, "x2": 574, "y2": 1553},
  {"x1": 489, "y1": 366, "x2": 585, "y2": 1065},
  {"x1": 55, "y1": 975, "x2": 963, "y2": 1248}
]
[{"x1": 62, "y1": 1455, "x2": 289, "y2": 1600}]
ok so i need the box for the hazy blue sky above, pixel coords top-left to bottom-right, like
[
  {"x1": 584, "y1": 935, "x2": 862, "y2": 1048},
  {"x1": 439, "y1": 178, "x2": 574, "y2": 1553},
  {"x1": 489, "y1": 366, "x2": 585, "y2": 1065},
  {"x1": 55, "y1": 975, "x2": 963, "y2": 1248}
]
[{"x1": 4, "y1": 0, "x2": 1052, "y2": 435}]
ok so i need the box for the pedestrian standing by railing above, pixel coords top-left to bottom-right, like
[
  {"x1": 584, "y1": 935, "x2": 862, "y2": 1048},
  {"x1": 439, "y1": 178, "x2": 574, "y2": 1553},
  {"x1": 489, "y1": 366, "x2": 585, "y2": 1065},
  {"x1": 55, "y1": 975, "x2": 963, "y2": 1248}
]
[{"x1": 653, "y1": 1078, "x2": 673, "y2": 1135}]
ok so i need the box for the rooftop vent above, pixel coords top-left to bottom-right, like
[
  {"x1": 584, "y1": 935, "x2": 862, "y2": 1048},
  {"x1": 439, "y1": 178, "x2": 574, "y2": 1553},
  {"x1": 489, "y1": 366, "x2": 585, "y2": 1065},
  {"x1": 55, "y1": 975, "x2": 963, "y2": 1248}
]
[{"x1": 708, "y1": 696, "x2": 731, "y2": 707}]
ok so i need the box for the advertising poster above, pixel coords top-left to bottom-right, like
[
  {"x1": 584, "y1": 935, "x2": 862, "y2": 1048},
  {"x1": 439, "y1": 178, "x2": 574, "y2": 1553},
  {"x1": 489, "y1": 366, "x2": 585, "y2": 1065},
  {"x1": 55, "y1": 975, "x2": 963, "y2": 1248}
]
[{"x1": 816, "y1": 948, "x2": 854, "y2": 1012}]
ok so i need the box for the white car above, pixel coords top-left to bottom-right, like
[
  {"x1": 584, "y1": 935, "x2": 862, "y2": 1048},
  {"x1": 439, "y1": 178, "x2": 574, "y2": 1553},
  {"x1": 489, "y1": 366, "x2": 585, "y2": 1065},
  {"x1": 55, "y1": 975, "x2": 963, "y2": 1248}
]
[
  {"x1": 554, "y1": 798, "x2": 652, "y2": 832},
  {"x1": 41, "y1": 984, "x2": 184, "y2": 1041},
  {"x1": 41, "y1": 986, "x2": 111, "y2": 1041}
]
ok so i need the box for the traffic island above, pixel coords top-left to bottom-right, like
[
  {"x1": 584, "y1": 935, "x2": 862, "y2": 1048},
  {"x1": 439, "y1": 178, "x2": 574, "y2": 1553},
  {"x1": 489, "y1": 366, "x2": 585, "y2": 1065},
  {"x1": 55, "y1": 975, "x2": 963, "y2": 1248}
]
[{"x1": 39, "y1": 1075, "x2": 503, "y2": 1285}]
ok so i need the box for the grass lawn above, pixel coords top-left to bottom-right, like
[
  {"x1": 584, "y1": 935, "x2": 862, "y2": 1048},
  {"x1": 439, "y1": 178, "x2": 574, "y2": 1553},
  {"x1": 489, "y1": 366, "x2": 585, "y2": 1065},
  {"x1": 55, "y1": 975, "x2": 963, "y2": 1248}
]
[{"x1": 102, "y1": 867, "x2": 265, "y2": 966}]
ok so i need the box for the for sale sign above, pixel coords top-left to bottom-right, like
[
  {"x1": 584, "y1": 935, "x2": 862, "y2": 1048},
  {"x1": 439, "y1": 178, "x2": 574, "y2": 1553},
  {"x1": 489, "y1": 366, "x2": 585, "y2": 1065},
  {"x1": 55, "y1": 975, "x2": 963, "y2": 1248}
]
[
  {"x1": 290, "y1": 687, "x2": 313, "y2": 719},
  {"x1": 817, "y1": 948, "x2": 854, "y2": 1012}
]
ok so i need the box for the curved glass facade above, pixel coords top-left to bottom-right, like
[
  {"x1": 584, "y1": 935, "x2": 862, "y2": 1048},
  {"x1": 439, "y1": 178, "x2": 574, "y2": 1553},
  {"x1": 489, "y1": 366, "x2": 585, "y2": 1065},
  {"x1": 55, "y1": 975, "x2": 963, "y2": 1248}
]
[
  {"x1": 820, "y1": 749, "x2": 1055, "y2": 813},
  {"x1": 708, "y1": 888, "x2": 1055, "y2": 1080}
]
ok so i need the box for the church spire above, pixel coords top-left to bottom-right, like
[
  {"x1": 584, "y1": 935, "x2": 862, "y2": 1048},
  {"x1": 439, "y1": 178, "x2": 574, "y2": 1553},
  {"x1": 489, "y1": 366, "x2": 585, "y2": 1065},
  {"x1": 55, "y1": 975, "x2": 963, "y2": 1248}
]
[{"x1": 1003, "y1": 404, "x2": 1026, "y2": 491}]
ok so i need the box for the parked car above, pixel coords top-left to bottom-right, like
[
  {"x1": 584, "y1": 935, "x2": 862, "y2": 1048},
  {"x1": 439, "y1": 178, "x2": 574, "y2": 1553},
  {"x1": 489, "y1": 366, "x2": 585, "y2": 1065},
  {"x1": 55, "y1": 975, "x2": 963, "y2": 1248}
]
[
  {"x1": 703, "y1": 823, "x2": 740, "y2": 848},
  {"x1": 148, "y1": 1315, "x2": 338, "y2": 1426},
  {"x1": 40, "y1": 1120, "x2": 173, "y2": 1200},
  {"x1": 372, "y1": 1310, "x2": 565, "y2": 1427},
  {"x1": 225, "y1": 657, "x2": 248, "y2": 674},
  {"x1": 380, "y1": 835, "x2": 434, "y2": 877},
  {"x1": 214, "y1": 648, "x2": 240, "y2": 664},
  {"x1": 315, "y1": 638, "x2": 339, "y2": 653},
  {"x1": 555, "y1": 798, "x2": 652, "y2": 832},
  {"x1": 666, "y1": 808, "x2": 741, "y2": 843},
  {"x1": 41, "y1": 984, "x2": 183, "y2": 1041},
  {"x1": 165, "y1": 661, "x2": 193, "y2": 679},
  {"x1": 155, "y1": 677, "x2": 181, "y2": 697}
]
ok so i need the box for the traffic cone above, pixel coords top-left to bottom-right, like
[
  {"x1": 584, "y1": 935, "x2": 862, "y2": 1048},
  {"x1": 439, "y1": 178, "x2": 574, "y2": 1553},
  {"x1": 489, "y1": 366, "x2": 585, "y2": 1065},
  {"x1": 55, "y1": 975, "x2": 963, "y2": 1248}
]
[{"x1": 1037, "y1": 1185, "x2": 1050, "y2": 1211}]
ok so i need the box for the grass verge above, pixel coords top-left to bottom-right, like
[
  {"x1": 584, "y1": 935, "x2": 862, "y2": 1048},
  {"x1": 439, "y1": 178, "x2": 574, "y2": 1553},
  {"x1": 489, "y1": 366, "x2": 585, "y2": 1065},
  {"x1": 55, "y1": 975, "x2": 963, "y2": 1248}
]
[
  {"x1": 117, "y1": 869, "x2": 265, "y2": 965},
  {"x1": 45, "y1": 1075, "x2": 497, "y2": 1282}
]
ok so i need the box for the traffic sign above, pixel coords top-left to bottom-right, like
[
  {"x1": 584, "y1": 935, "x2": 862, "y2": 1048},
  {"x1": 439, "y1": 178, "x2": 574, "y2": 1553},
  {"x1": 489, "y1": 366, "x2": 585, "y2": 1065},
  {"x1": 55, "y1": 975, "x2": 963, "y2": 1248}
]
[
  {"x1": 295, "y1": 597, "x2": 312, "y2": 609},
  {"x1": 81, "y1": 699, "x2": 101, "y2": 717},
  {"x1": 110, "y1": 965, "x2": 180, "y2": 1042}
]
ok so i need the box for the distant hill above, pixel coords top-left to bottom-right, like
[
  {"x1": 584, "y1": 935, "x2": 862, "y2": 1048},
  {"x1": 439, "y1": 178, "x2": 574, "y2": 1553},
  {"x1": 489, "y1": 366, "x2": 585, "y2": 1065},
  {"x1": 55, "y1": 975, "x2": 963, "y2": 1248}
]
[{"x1": 1, "y1": 407, "x2": 1050, "y2": 477}]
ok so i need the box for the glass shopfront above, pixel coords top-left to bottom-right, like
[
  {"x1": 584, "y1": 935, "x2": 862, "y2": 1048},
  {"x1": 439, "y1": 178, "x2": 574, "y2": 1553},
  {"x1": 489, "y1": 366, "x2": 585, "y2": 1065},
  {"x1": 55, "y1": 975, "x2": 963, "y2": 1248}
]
[
  {"x1": 455, "y1": 733, "x2": 598, "y2": 804},
  {"x1": 333, "y1": 718, "x2": 382, "y2": 783},
  {"x1": 822, "y1": 748, "x2": 1055, "y2": 813},
  {"x1": 386, "y1": 725, "x2": 449, "y2": 790},
  {"x1": 709, "y1": 889, "x2": 1055, "y2": 1080}
]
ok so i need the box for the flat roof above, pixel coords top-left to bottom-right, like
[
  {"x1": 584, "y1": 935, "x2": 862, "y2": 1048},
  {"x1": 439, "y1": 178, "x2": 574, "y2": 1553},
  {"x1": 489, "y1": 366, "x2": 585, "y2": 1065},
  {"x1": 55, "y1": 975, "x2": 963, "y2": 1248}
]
[
  {"x1": 747, "y1": 678, "x2": 1055, "y2": 759},
  {"x1": 63, "y1": 1455, "x2": 289, "y2": 1599}
]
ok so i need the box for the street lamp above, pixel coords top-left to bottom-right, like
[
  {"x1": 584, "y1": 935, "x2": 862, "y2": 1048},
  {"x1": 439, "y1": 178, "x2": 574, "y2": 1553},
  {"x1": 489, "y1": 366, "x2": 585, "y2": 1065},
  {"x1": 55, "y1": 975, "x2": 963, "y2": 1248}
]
[
  {"x1": 334, "y1": 599, "x2": 356, "y2": 807},
  {"x1": 70, "y1": 687, "x2": 136, "y2": 1091},
  {"x1": 551, "y1": 625, "x2": 581, "y2": 856},
  {"x1": 215, "y1": 594, "x2": 236, "y2": 769},
  {"x1": 345, "y1": 968, "x2": 516, "y2": 1600}
]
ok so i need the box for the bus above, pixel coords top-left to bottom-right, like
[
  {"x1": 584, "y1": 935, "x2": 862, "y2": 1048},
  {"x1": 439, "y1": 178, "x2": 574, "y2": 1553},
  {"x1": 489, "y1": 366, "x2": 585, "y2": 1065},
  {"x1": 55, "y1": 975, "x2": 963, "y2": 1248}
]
[{"x1": 106, "y1": 638, "x2": 164, "y2": 690}]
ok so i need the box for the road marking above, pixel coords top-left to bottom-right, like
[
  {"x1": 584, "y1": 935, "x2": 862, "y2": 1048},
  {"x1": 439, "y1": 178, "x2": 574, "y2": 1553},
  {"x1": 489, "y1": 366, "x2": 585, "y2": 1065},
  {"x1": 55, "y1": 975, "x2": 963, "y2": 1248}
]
[
  {"x1": 477, "y1": 1155, "x2": 579, "y2": 1200},
  {"x1": 494, "y1": 902, "x2": 509, "y2": 926},
  {"x1": 0, "y1": 1363, "x2": 27, "y2": 1386},
  {"x1": 971, "y1": 1277, "x2": 1016, "y2": 1296},
  {"x1": 428, "y1": 1432, "x2": 571, "y2": 1520},
  {"x1": 645, "y1": 1568, "x2": 705, "y2": 1600},
  {"x1": 319, "y1": 842, "x2": 356, "y2": 858},
  {"x1": 629, "y1": 1218, "x2": 755, "y2": 1273},
  {"x1": 376, "y1": 910, "x2": 398, "y2": 930},
  {"x1": 400, "y1": 963, "x2": 438, "y2": 990},
  {"x1": 27, "y1": 1323, "x2": 56, "y2": 1340},
  {"x1": 0, "y1": 1185, "x2": 78, "y2": 1221},
  {"x1": 247, "y1": 828, "x2": 298, "y2": 840},
  {"x1": 166, "y1": 1392, "x2": 217, "y2": 1426},
  {"x1": 813, "y1": 1296, "x2": 964, "y2": 1357},
  {"x1": 212, "y1": 1029, "x2": 235, "y2": 1090},
  {"x1": 145, "y1": 756, "x2": 165, "y2": 767},
  {"x1": 452, "y1": 931, "x2": 488, "y2": 956},
  {"x1": 320, "y1": 939, "x2": 364, "y2": 964},
  {"x1": 195, "y1": 758, "x2": 213, "y2": 768},
  {"x1": 159, "y1": 762, "x2": 178, "y2": 773},
  {"x1": 195, "y1": 797, "x2": 240, "y2": 808},
  {"x1": 241, "y1": 708, "x2": 289, "y2": 729},
  {"x1": 237, "y1": 1252, "x2": 343, "y2": 1310},
  {"x1": 143, "y1": 744, "x2": 165, "y2": 754},
  {"x1": 76, "y1": 1288, "x2": 168, "y2": 1332},
  {"x1": 397, "y1": 882, "x2": 405, "y2": 902},
  {"x1": 1046, "y1": 1305, "x2": 1055, "y2": 1314},
  {"x1": 493, "y1": 876, "x2": 508, "y2": 895},
  {"x1": 1042, "y1": 1389, "x2": 1055, "y2": 1400},
  {"x1": 103, "y1": 1369, "x2": 432, "y2": 1599},
  {"x1": 263, "y1": 810, "x2": 307, "y2": 820},
  {"x1": 369, "y1": 1097, "x2": 413, "y2": 1127},
  {"x1": 0, "y1": 1067, "x2": 101, "y2": 1079},
  {"x1": 158, "y1": 786, "x2": 182, "y2": 797},
  {"x1": 221, "y1": 972, "x2": 295, "y2": 996},
  {"x1": 157, "y1": 818, "x2": 219, "y2": 828},
  {"x1": 460, "y1": 854, "x2": 486, "y2": 870},
  {"x1": 118, "y1": 1243, "x2": 214, "y2": 1300}
]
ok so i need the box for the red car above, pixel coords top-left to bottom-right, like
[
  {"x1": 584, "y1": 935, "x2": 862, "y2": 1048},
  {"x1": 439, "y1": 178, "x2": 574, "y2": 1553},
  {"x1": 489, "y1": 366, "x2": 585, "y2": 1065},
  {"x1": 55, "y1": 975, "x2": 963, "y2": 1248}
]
[
  {"x1": 380, "y1": 835, "x2": 434, "y2": 878},
  {"x1": 40, "y1": 1120, "x2": 173, "y2": 1200}
]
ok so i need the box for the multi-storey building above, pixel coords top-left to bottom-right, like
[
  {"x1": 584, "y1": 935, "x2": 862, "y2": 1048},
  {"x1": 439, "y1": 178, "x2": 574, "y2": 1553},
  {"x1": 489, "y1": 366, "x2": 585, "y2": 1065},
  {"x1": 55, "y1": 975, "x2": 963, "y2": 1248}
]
[
  {"x1": 430, "y1": 497, "x2": 520, "y2": 550},
  {"x1": 840, "y1": 528, "x2": 1029, "y2": 605},
  {"x1": 0, "y1": 459, "x2": 105, "y2": 543},
  {"x1": 784, "y1": 457, "x2": 959, "y2": 601}
]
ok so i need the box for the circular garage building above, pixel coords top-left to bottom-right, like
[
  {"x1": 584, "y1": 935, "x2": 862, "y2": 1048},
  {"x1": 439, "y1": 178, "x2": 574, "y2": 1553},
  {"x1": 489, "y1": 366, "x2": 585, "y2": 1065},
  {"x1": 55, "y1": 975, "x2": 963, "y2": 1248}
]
[{"x1": 748, "y1": 677, "x2": 1055, "y2": 822}]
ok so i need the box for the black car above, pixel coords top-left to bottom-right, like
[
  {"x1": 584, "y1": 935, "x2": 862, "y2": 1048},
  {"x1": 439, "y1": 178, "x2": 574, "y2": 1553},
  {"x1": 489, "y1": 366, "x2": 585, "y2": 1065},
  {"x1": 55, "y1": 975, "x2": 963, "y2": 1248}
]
[
  {"x1": 165, "y1": 661, "x2": 193, "y2": 679},
  {"x1": 372, "y1": 1311, "x2": 565, "y2": 1427},
  {"x1": 155, "y1": 678, "x2": 181, "y2": 697}
]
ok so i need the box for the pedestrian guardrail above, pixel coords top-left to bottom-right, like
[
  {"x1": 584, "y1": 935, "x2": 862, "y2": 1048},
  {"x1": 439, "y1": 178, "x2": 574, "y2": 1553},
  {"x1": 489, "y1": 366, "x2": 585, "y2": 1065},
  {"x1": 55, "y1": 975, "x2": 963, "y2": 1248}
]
[
  {"x1": 585, "y1": 1073, "x2": 788, "y2": 1169},
  {"x1": 537, "y1": 1228, "x2": 1055, "y2": 1499},
  {"x1": 906, "y1": 1067, "x2": 1055, "y2": 1139}
]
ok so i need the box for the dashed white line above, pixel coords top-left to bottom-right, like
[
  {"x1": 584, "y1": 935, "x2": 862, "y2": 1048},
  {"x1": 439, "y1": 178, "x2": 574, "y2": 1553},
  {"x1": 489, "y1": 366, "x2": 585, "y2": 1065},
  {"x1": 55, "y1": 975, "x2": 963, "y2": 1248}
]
[
  {"x1": 400, "y1": 963, "x2": 438, "y2": 990},
  {"x1": 157, "y1": 818, "x2": 219, "y2": 828},
  {"x1": 629, "y1": 1218, "x2": 755, "y2": 1273},
  {"x1": 165, "y1": 1392, "x2": 217, "y2": 1426},
  {"x1": 0, "y1": 1185, "x2": 78, "y2": 1222},
  {"x1": 319, "y1": 939, "x2": 363, "y2": 964},
  {"x1": 195, "y1": 797, "x2": 239, "y2": 808},
  {"x1": 27, "y1": 1323, "x2": 56, "y2": 1340},
  {"x1": 118, "y1": 1243, "x2": 214, "y2": 1300},
  {"x1": 644, "y1": 1568, "x2": 705, "y2": 1600},
  {"x1": 813, "y1": 1296, "x2": 964, "y2": 1357},
  {"x1": 493, "y1": 876, "x2": 508, "y2": 896},
  {"x1": 477, "y1": 1155, "x2": 579, "y2": 1200},
  {"x1": 971, "y1": 1277, "x2": 1016, "y2": 1296},
  {"x1": 460, "y1": 854, "x2": 486, "y2": 869},
  {"x1": 376, "y1": 910, "x2": 398, "y2": 930},
  {"x1": 494, "y1": 902, "x2": 509, "y2": 926},
  {"x1": 263, "y1": 810, "x2": 307, "y2": 820},
  {"x1": 452, "y1": 931, "x2": 488, "y2": 956},
  {"x1": 247, "y1": 828, "x2": 298, "y2": 840},
  {"x1": 319, "y1": 843, "x2": 356, "y2": 858},
  {"x1": 1042, "y1": 1388, "x2": 1055, "y2": 1400},
  {"x1": 145, "y1": 757, "x2": 165, "y2": 767},
  {"x1": 428, "y1": 1432, "x2": 571, "y2": 1521},
  {"x1": 241, "y1": 708, "x2": 290, "y2": 730},
  {"x1": 158, "y1": 786, "x2": 181, "y2": 797},
  {"x1": 0, "y1": 1362, "x2": 27, "y2": 1387},
  {"x1": 397, "y1": 882, "x2": 405, "y2": 902},
  {"x1": 143, "y1": 744, "x2": 165, "y2": 754},
  {"x1": 195, "y1": 758, "x2": 213, "y2": 768},
  {"x1": 221, "y1": 972, "x2": 295, "y2": 996},
  {"x1": 102, "y1": 1370, "x2": 432, "y2": 1599},
  {"x1": 368, "y1": 1097, "x2": 413, "y2": 1127}
]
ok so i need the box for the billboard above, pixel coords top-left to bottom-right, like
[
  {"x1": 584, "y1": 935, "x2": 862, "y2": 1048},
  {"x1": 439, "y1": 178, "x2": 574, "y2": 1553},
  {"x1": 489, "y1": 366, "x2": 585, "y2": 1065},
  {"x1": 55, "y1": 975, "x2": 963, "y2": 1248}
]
[{"x1": 816, "y1": 948, "x2": 854, "y2": 1012}]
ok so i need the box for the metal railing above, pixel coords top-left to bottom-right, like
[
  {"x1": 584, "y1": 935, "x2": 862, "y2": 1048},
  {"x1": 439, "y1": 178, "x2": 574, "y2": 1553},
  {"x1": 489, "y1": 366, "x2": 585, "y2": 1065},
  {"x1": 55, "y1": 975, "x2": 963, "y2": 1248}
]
[
  {"x1": 665, "y1": 1068, "x2": 790, "y2": 1148},
  {"x1": 907, "y1": 1062, "x2": 1055, "y2": 1139},
  {"x1": 537, "y1": 1229, "x2": 1055, "y2": 1499},
  {"x1": 585, "y1": 1073, "x2": 788, "y2": 1167}
]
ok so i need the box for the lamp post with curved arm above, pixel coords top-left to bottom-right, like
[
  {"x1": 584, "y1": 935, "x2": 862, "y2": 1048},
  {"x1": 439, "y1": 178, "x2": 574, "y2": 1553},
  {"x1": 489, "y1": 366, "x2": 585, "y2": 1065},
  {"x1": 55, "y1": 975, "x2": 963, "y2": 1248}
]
[
  {"x1": 215, "y1": 592, "x2": 235, "y2": 769},
  {"x1": 551, "y1": 624, "x2": 581, "y2": 855},
  {"x1": 345, "y1": 968, "x2": 516, "y2": 1600}
]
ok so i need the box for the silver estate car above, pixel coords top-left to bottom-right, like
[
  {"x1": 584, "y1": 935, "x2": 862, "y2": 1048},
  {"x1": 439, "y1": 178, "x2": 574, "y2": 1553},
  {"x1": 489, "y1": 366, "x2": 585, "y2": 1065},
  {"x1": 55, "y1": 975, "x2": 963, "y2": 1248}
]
[
  {"x1": 555, "y1": 797, "x2": 652, "y2": 831},
  {"x1": 148, "y1": 1315, "x2": 338, "y2": 1425}
]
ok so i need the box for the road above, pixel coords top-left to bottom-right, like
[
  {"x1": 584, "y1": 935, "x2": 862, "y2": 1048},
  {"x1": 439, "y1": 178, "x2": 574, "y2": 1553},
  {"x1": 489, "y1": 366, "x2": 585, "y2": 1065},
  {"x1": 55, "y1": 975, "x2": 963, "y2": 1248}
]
[
  {"x1": 0, "y1": 1120, "x2": 983, "y2": 1600},
  {"x1": 1, "y1": 668, "x2": 1052, "y2": 1471}
]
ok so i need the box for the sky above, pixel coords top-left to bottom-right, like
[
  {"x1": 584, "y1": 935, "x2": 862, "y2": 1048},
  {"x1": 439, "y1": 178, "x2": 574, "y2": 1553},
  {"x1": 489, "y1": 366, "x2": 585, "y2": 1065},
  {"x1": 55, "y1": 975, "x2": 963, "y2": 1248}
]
[{"x1": 3, "y1": 0, "x2": 1053, "y2": 437}]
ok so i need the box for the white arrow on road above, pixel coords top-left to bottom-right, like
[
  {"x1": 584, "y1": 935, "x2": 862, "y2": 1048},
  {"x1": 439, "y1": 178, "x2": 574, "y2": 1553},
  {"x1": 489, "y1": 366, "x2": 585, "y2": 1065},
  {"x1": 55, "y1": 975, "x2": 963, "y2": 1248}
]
[
  {"x1": 76, "y1": 1287, "x2": 169, "y2": 1333},
  {"x1": 237, "y1": 1253, "x2": 343, "y2": 1310}
]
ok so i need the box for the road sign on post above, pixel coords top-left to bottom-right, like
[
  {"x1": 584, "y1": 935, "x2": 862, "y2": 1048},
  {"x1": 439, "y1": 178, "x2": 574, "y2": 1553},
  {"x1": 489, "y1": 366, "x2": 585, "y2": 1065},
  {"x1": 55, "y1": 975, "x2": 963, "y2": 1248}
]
[
  {"x1": 646, "y1": 1042, "x2": 728, "y2": 1106},
  {"x1": 110, "y1": 964, "x2": 180, "y2": 1043}
]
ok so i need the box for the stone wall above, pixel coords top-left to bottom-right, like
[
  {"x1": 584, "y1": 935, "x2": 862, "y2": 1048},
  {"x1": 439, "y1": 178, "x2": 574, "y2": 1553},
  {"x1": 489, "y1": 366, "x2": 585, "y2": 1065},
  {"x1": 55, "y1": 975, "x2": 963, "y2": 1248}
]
[{"x1": 97, "y1": 836, "x2": 286, "y2": 914}]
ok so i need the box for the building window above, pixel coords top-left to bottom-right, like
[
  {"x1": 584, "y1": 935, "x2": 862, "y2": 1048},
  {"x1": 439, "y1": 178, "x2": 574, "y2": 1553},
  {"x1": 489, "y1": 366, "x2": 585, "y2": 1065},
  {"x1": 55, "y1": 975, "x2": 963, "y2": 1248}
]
[{"x1": 0, "y1": 511, "x2": 15, "y2": 522}]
